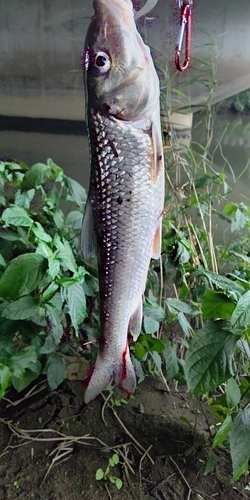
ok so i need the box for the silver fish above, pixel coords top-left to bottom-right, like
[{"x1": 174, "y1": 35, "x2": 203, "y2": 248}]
[{"x1": 81, "y1": 0, "x2": 164, "y2": 404}]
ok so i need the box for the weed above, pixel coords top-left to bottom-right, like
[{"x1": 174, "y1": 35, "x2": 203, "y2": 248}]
[{"x1": 95, "y1": 453, "x2": 123, "y2": 490}]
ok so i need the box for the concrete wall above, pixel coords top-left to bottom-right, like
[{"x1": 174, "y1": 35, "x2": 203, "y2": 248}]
[{"x1": 1, "y1": 0, "x2": 250, "y2": 120}]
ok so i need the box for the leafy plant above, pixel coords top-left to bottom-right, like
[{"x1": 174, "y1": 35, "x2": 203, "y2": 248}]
[
  {"x1": 95, "y1": 453, "x2": 123, "y2": 490},
  {"x1": 0, "y1": 158, "x2": 98, "y2": 398}
]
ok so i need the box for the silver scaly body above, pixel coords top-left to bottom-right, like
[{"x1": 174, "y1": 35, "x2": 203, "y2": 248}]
[{"x1": 82, "y1": 0, "x2": 164, "y2": 403}]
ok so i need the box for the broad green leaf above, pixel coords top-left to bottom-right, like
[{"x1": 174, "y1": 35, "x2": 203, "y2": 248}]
[
  {"x1": 166, "y1": 298, "x2": 200, "y2": 315},
  {"x1": 185, "y1": 322, "x2": 237, "y2": 394},
  {"x1": 115, "y1": 478, "x2": 123, "y2": 490},
  {"x1": 151, "y1": 351, "x2": 162, "y2": 373},
  {"x1": 46, "y1": 353, "x2": 66, "y2": 390},
  {"x1": 31, "y1": 222, "x2": 52, "y2": 242},
  {"x1": 134, "y1": 342, "x2": 146, "y2": 360},
  {"x1": 65, "y1": 210, "x2": 83, "y2": 230},
  {"x1": 1, "y1": 296, "x2": 39, "y2": 320},
  {"x1": 231, "y1": 209, "x2": 247, "y2": 232},
  {"x1": 112, "y1": 454, "x2": 119, "y2": 465},
  {"x1": 226, "y1": 378, "x2": 241, "y2": 408},
  {"x1": 64, "y1": 283, "x2": 87, "y2": 332},
  {"x1": 12, "y1": 371, "x2": 39, "y2": 392},
  {"x1": 230, "y1": 408, "x2": 250, "y2": 480},
  {"x1": 202, "y1": 290, "x2": 236, "y2": 320},
  {"x1": 231, "y1": 291, "x2": 250, "y2": 329},
  {"x1": 0, "y1": 254, "x2": 6, "y2": 267},
  {"x1": 22, "y1": 163, "x2": 50, "y2": 187},
  {"x1": 143, "y1": 315, "x2": 159, "y2": 334},
  {"x1": 36, "y1": 242, "x2": 53, "y2": 259},
  {"x1": 164, "y1": 343, "x2": 179, "y2": 379},
  {"x1": 95, "y1": 469, "x2": 104, "y2": 480},
  {"x1": 0, "y1": 253, "x2": 47, "y2": 299},
  {"x1": 9, "y1": 346, "x2": 37, "y2": 378},
  {"x1": 53, "y1": 209, "x2": 64, "y2": 229},
  {"x1": 64, "y1": 176, "x2": 87, "y2": 206},
  {"x1": 213, "y1": 415, "x2": 233, "y2": 448},
  {"x1": 0, "y1": 365, "x2": 11, "y2": 394},
  {"x1": 44, "y1": 304, "x2": 64, "y2": 344},
  {"x1": 177, "y1": 312, "x2": 194, "y2": 337},
  {"x1": 197, "y1": 269, "x2": 244, "y2": 297},
  {"x1": 143, "y1": 304, "x2": 165, "y2": 322},
  {"x1": 1, "y1": 206, "x2": 33, "y2": 227},
  {"x1": 48, "y1": 258, "x2": 60, "y2": 279},
  {"x1": 14, "y1": 188, "x2": 35, "y2": 209},
  {"x1": 54, "y1": 235, "x2": 77, "y2": 273}
]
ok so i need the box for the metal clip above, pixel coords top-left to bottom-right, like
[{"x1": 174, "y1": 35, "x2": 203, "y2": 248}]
[{"x1": 175, "y1": 2, "x2": 192, "y2": 71}]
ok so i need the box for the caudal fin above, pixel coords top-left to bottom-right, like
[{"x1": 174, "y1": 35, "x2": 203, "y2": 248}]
[{"x1": 84, "y1": 348, "x2": 136, "y2": 404}]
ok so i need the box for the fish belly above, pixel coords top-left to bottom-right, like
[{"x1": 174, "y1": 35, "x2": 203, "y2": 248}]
[{"x1": 83, "y1": 110, "x2": 164, "y2": 403}]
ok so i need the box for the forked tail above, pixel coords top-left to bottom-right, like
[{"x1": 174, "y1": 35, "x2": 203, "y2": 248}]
[{"x1": 84, "y1": 347, "x2": 136, "y2": 404}]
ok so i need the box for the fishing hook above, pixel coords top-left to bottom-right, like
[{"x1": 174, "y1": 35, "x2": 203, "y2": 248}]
[{"x1": 175, "y1": 1, "x2": 192, "y2": 71}]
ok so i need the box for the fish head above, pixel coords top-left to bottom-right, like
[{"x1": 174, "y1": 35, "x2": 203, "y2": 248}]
[{"x1": 83, "y1": 0, "x2": 159, "y2": 121}]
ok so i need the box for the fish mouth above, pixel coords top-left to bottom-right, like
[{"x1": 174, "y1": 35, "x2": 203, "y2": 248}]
[{"x1": 93, "y1": 0, "x2": 135, "y2": 26}]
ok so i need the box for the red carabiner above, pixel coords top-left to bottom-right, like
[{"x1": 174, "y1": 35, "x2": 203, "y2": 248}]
[{"x1": 175, "y1": 2, "x2": 192, "y2": 72}]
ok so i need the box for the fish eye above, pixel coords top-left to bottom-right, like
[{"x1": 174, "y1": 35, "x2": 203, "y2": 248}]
[{"x1": 94, "y1": 51, "x2": 111, "y2": 73}]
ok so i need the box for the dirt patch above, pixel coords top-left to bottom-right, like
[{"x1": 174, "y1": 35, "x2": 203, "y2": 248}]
[{"x1": 0, "y1": 377, "x2": 249, "y2": 500}]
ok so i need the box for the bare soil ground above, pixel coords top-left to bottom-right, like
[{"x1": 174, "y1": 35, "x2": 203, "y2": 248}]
[{"x1": 0, "y1": 377, "x2": 249, "y2": 500}]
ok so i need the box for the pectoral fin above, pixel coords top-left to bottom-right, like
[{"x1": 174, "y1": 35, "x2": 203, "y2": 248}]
[
  {"x1": 151, "y1": 222, "x2": 162, "y2": 260},
  {"x1": 81, "y1": 198, "x2": 97, "y2": 260},
  {"x1": 128, "y1": 299, "x2": 143, "y2": 341}
]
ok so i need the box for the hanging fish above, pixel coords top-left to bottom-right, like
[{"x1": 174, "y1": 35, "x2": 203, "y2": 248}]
[{"x1": 81, "y1": 0, "x2": 164, "y2": 403}]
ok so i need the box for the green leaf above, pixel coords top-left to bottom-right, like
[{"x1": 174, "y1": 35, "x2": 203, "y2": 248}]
[
  {"x1": 115, "y1": 478, "x2": 123, "y2": 490},
  {"x1": 166, "y1": 298, "x2": 199, "y2": 315},
  {"x1": 1, "y1": 206, "x2": 33, "y2": 227},
  {"x1": 54, "y1": 236, "x2": 77, "y2": 273},
  {"x1": 95, "y1": 469, "x2": 104, "y2": 480},
  {"x1": 231, "y1": 291, "x2": 250, "y2": 329},
  {"x1": 177, "y1": 312, "x2": 194, "y2": 337},
  {"x1": 22, "y1": 163, "x2": 50, "y2": 187},
  {"x1": 134, "y1": 342, "x2": 146, "y2": 360},
  {"x1": 112, "y1": 454, "x2": 119, "y2": 465},
  {"x1": 9, "y1": 346, "x2": 37, "y2": 378},
  {"x1": 46, "y1": 353, "x2": 66, "y2": 390},
  {"x1": 202, "y1": 290, "x2": 236, "y2": 320},
  {"x1": 12, "y1": 371, "x2": 39, "y2": 392},
  {"x1": 185, "y1": 322, "x2": 237, "y2": 394},
  {"x1": 44, "y1": 304, "x2": 64, "y2": 344},
  {"x1": 14, "y1": 188, "x2": 35, "y2": 209},
  {"x1": 64, "y1": 283, "x2": 87, "y2": 333},
  {"x1": 0, "y1": 253, "x2": 47, "y2": 299},
  {"x1": 0, "y1": 254, "x2": 6, "y2": 267},
  {"x1": 42, "y1": 282, "x2": 59, "y2": 302},
  {"x1": 164, "y1": 343, "x2": 179, "y2": 379},
  {"x1": 31, "y1": 222, "x2": 52, "y2": 242},
  {"x1": 230, "y1": 408, "x2": 250, "y2": 481},
  {"x1": 197, "y1": 269, "x2": 245, "y2": 298},
  {"x1": 0, "y1": 365, "x2": 11, "y2": 395},
  {"x1": 63, "y1": 176, "x2": 87, "y2": 206},
  {"x1": 65, "y1": 210, "x2": 83, "y2": 230},
  {"x1": 1, "y1": 296, "x2": 39, "y2": 320},
  {"x1": 203, "y1": 450, "x2": 215, "y2": 476},
  {"x1": 143, "y1": 315, "x2": 159, "y2": 334},
  {"x1": 213, "y1": 415, "x2": 233, "y2": 448},
  {"x1": 226, "y1": 378, "x2": 241, "y2": 408},
  {"x1": 231, "y1": 209, "x2": 247, "y2": 232}
]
